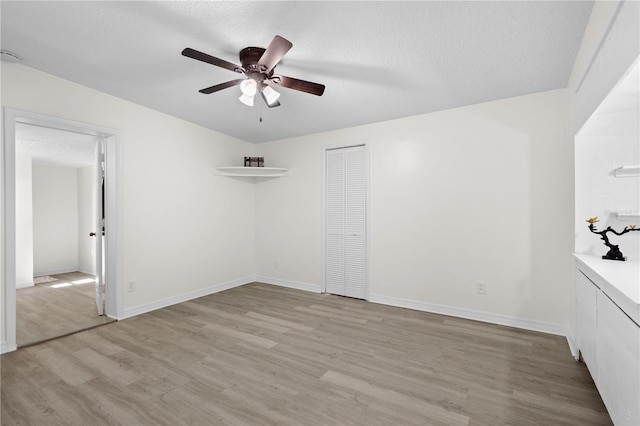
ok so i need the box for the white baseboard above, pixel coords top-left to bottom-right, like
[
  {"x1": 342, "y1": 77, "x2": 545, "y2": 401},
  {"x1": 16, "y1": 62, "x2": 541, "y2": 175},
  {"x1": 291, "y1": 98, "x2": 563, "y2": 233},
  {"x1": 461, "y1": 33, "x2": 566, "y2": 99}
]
[
  {"x1": 253, "y1": 282, "x2": 571, "y2": 343},
  {"x1": 1, "y1": 341, "x2": 17, "y2": 354},
  {"x1": 16, "y1": 281, "x2": 34, "y2": 289},
  {"x1": 565, "y1": 330, "x2": 579, "y2": 360},
  {"x1": 119, "y1": 276, "x2": 255, "y2": 320},
  {"x1": 34, "y1": 267, "x2": 78, "y2": 276},
  {"x1": 254, "y1": 275, "x2": 322, "y2": 293},
  {"x1": 78, "y1": 267, "x2": 96, "y2": 275},
  {"x1": 369, "y1": 293, "x2": 569, "y2": 338}
]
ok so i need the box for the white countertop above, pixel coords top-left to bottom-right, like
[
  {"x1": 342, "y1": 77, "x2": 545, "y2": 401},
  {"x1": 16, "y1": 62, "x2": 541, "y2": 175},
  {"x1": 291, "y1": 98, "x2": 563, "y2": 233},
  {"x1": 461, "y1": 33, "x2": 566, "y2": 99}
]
[{"x1": 574, "y1": 254, "x2": 640, "y2": 325}]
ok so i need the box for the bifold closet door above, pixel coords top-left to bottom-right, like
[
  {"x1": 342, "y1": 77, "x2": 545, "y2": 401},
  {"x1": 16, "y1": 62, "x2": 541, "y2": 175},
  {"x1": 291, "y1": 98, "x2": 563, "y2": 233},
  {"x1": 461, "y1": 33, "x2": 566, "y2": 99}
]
[{"x1": 326, "y1": 145, "x2": 367, "y2": 299}]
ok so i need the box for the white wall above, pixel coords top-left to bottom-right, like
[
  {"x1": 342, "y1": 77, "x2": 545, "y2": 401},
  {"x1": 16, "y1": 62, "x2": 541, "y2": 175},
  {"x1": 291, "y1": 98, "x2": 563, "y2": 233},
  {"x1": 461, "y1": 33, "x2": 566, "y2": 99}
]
[
  {"x1": 15, "y1": 153, "x2": 33, "y2": 288},
  {"x1": 16, "y1": 161, "x2": 97, "y2": 281},
  {"x1": 77, "y1": 165, "x2": 96, "y2": 274},
  {"x1": 255, "y1": 89, "x2": 573, "y2": 330},
  {"x1": 32, "y1": 165, "x2": 79, "y2": 275},
  {"x1": 1, "y1": 62, "x2": 256, "y2": 334}
]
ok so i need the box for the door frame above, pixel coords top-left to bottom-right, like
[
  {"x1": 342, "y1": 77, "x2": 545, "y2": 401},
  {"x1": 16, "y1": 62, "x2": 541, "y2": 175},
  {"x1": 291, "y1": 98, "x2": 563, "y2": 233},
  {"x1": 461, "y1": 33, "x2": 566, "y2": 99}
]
[
  {"x1": 1, "y1": 108, "x2": 123, "y2": 353},
  {"x1": 322, "y1": 139, "x2": 371, "y2": 299}
]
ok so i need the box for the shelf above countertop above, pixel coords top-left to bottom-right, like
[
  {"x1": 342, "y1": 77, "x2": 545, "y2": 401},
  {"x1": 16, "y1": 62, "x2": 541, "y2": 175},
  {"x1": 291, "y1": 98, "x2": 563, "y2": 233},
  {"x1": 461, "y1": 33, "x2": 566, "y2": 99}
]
[
  {"x1": 215, "y1": 167, "x2": 289, "y2": 177},
  {"x1": 611, "y1": 210, "x2": 640, "y2": 219},
  {"x1": 613, "y1": 165, "x2": 640, "y2": 177}
]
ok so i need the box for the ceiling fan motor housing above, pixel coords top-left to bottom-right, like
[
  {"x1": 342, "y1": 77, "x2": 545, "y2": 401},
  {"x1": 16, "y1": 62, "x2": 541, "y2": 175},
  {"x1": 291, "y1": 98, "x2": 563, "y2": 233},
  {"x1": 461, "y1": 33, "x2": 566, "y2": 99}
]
[{"x1": 240, "y1": 47, "x2": 274, "y2": 82}]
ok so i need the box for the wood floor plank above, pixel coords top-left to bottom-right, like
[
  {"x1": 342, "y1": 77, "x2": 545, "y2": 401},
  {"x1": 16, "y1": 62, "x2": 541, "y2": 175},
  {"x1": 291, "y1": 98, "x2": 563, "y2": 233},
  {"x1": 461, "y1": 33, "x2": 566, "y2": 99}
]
[
  {"x1": 72, "y1": 347, "x2": 144, "y2": 387},
  {"x1": 1, "y1": 282, "x2": 613, "y2": 425},
  {"x1": 30, "y1": 346, "x2": 95, "y2": 386},
  {"x1": 245, "y1": 311, "x2": 316, "y2": 332}
]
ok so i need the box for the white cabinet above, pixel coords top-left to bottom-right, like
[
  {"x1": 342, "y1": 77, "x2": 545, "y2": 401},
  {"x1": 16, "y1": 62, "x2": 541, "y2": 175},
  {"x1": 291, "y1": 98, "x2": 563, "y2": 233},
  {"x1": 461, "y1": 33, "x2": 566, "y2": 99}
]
[
  {"x1": 597, "y1": 293, "x2": 640, "y2": 425},
  {"x1": 575, "y1": 256, "x2": 640, "y2": 426},
  {"x1": 575, "y1": 270, "x2": 598, "y2": 372}
]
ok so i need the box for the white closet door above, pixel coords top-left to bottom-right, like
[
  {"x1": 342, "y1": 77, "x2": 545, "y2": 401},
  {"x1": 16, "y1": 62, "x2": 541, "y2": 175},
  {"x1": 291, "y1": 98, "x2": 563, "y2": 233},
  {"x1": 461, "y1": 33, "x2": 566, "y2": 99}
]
[
  {"x1": 326, "y1": 148, "x2": 346, "y2": 295},
  {"x1": 325, "y1": 145, "x2": 367, "y2": 299},
  {"x1": 345, "y1": 145, "x2": 366, "y2": 298}
]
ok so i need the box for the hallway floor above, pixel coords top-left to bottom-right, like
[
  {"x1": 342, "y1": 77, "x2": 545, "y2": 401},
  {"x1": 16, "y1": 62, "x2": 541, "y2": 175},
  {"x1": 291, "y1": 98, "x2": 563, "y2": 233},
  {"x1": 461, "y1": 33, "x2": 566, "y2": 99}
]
[{"x1": 17, "y1": 271, "x2": 114, "y2": 347}]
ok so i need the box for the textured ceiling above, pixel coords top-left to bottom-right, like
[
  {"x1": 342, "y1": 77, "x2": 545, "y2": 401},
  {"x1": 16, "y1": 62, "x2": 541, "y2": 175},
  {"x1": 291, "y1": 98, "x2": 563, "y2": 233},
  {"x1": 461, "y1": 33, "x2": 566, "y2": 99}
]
[
  {"x1": 15, "y1": 123, "x2": 97, "y2": 168},
  {"x1": 1, "y1": 1, "x2": 594, "y2": 144}
]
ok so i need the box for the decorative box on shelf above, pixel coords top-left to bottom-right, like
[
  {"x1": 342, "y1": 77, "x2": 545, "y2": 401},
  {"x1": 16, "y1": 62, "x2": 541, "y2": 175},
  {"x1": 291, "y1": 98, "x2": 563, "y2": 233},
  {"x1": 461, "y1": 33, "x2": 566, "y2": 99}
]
[
  {"x1": 244, "y1": 157, "x2": 264, "y2": 167},
  {"x1": 216, "y1": 156, "x2": 289, "y2": 178}
]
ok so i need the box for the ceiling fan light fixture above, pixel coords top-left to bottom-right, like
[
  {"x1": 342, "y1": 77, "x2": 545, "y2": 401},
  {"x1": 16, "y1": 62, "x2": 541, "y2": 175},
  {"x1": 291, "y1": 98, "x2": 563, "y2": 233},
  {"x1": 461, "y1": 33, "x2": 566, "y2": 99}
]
[
  {"x1": 239, "y1": 93, "x2": 255, "y2": 106},
  {"x1": 240, "y1": 78, "x2": 257, "y2": 96},
  {"x1": 183, "y1": 35, "x2": 325, "y2": 109},
  {"x1": 261, "y1": 85, "x2": 281, "y2": 106}
]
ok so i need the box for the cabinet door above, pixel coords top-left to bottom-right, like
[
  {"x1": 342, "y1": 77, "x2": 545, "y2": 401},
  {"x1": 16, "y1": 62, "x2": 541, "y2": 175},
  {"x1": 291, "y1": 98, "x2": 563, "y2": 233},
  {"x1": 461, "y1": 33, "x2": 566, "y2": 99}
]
[
  {"x1": 575, "y1": 269, "x2": 598, "y2": 372},
  {"x1": 597, "y1": 293, "x2": 640, "y2": 426}
]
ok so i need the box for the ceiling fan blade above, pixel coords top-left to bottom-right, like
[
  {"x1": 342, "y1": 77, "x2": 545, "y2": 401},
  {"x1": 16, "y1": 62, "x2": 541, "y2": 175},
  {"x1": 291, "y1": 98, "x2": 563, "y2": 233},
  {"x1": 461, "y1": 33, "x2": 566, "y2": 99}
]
[
  {"x1": 182, "y1": 48, "x2": 243, "y2": 73},
  {"x1": 199, "y1": 79, "x2": 245, "y2": 94},
  {"x1": 258, "y1": 35, "x2": 292, "y2": 74},
  {"x1": 272, "y1": 75, "x2": 325, "y2": 96}
]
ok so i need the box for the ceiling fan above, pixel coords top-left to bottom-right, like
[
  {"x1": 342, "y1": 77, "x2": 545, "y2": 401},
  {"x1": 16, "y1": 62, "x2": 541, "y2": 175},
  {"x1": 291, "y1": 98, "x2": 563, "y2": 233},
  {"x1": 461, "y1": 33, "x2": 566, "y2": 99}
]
[{"x1": 182, "y1": 35, "x2": 325, "y2": 108}]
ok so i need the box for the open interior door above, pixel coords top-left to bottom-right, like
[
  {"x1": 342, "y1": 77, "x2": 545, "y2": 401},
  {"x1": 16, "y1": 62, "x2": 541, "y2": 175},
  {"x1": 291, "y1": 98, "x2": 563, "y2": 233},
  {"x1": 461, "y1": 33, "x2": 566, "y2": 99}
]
[{"x1": 93, "y1": 137, "x2": 105, "y2": 315}]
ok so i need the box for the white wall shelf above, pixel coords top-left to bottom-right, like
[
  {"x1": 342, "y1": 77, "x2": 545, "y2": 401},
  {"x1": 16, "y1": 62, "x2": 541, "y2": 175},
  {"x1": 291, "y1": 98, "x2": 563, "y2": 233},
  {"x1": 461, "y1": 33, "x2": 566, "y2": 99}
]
[
  {"x1": 215, "y1": 166, "x2": 289, "y2": 177},
  {"x1": 613, "y1": 165, "x2": 640, "y2": 177},
  {"x1": 611, "y1": 210, "x2": 640, "y2": 219}
]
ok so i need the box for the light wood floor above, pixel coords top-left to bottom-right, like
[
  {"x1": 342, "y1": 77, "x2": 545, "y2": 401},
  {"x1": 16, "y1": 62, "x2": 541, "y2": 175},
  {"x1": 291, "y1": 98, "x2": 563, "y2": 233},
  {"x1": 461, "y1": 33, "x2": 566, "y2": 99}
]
[
  {"x1": 2, "y1": 283, "x2": 611, "y2": 425},
  {"x1": 16, "y1": 271, "x2": 114, "y2": 347}
]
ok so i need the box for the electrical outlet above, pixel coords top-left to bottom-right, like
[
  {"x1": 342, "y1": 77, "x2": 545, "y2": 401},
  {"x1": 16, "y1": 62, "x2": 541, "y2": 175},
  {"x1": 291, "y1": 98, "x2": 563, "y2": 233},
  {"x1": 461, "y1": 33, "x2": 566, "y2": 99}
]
[
  {"x1": 127, "y1": 280, "x2": 136, "y2": 292},
  {"x1": 476, "y1": 281, "x2": 486, "y2": 295},
  {"x1": 274, "y1": 260, "x2": 279, "y2": 269}
]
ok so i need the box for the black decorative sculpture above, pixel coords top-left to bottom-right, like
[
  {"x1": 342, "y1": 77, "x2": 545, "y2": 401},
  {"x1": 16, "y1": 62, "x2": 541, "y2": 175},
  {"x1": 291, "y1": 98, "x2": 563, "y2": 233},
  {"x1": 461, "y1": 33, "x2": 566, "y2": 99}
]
[{"x1": 587, "y1": 217, "x2": 639, "y2": 261}]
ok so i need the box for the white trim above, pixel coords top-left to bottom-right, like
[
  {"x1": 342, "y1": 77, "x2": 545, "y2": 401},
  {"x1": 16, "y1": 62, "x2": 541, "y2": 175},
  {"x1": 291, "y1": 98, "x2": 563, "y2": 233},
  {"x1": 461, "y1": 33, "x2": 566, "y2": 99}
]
[
  {"x1": 119, "y1": 276, "x2": 255, "y2": 320},
  {"x1": 1, "y1": 108, "x2": 123, "y2": 351},
  {"x1": 2, "y1": 108, "x2": 18, "y2": 351},
  {"x1": 1, "y1": 342, "x2": 17, "y2": 354},
  {"x1": 255, "y1": 276, "x2": 322, "y2": 293},
  {"x1": 34, "y1": 267, "x2": 80, "y2": 277},
  {"x1": 322, "y1": 139, "x2": 371, "y2": 298},
  {"x1": 369, "y1": 292, "x2": 569, "y2": 337},
  {"x1": 104, "y1": 132, "x2": 123, "y2": 319},
  {"x1": 16, "y1": 281, "x2": 34, "y2": 289},
  {"x1": 565, "y1": 330, "x2": 579, "y2": 360}
]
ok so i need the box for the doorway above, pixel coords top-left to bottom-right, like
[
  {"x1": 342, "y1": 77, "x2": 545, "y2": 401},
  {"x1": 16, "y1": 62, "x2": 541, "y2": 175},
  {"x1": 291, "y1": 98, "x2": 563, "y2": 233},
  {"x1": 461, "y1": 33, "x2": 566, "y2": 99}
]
[
  {"x1": 324, "y1": 143, "x2": 369, "y2": 299},
  {"x1": 2, "y1": 108, "x2": 122, "y2": 353}
]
